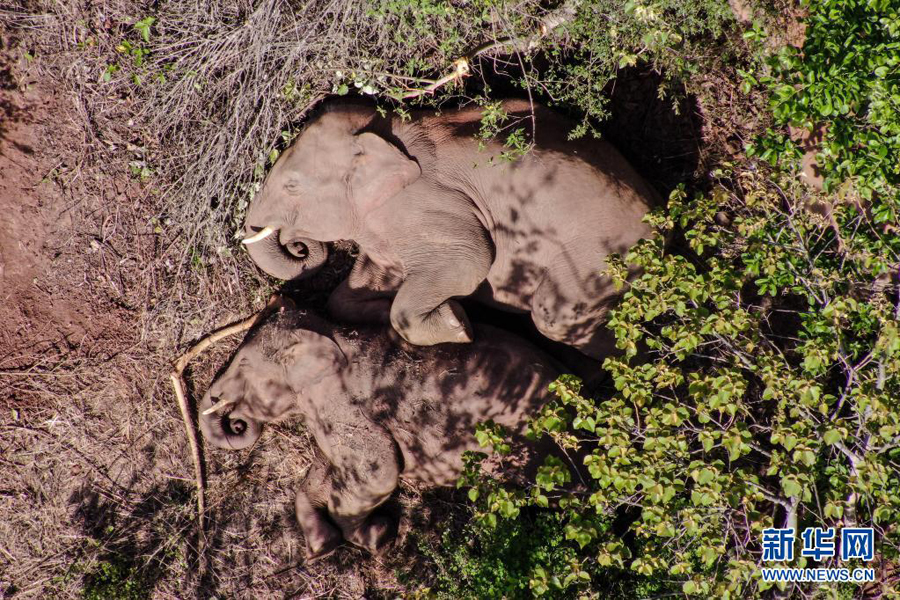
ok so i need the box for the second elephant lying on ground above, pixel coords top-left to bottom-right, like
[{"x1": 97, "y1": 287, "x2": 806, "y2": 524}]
[{"x1": 199, "y1": 303, "x2": 561, "y2": 557}]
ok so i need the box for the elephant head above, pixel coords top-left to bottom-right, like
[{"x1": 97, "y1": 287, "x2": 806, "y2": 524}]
[
  {"x1": 199, "y1": 310, "x2": 348, "y2": 450},
  {"x1": 243, "y1": 105, "x2": 422, "y2": 280}
]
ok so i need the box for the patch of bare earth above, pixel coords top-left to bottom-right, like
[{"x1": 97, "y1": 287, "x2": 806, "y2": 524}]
[{"x1": 0, "y1": 57, "x2": 130, "y2": 379}]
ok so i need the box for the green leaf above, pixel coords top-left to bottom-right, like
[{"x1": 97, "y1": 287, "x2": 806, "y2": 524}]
[
  {"x1": 697, "y1": 468, "x2": 715, "y2": 485},
  {"x1": 823, "y1": 429, "x2": 842, "y2": 445},
  {"x1": 134, "y1": 16, "x2": 155, "y2": 43},
  {"x1": 781, "y1": 477, "x2": 802, "y2": 498}
]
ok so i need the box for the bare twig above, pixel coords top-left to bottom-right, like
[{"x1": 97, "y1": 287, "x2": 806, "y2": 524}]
[
  {"x1": 168, "y1": 294, "x2": 284, "y2": 545},
  {"x1": 399, "y1": 0, "x2": 580, "y2": 99},
  {"x1": 401, "y1": 58, "x2": 472, "y2": 99}
]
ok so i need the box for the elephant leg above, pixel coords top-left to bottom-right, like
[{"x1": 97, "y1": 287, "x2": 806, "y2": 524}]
[
  {"x1": 389, "y1": 248, "x2": 491, "y2": 346},
  {"x1": 316, "y1": 417, "x2": 401, "y2": 554},
  {"x1": 295, "y1": 459, "x2": 342, "y2": 559},
  {"x1": 326, "y1": 254, "x2": 402, "y2": 325},
  {"x1": 530, "y1": 265, "x2": 620, "y2": 361}
]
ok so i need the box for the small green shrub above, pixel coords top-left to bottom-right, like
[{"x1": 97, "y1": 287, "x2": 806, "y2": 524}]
[
  {"x1": 82, "y1": 555, "x2": 151, "y2": 600},
  {"x1": 409, "y1": 509, "x2": 669, "y2": 599},
  {"x1": 537, "y1": 0, "x2": 736, "y2": 137}
]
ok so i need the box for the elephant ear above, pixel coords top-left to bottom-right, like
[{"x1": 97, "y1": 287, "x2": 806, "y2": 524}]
[
  {"x1": 350, "y1": 132, "x2": 421, "y2": 214},
  {"x1": 276, "y1": 329, "x2": 348, "y2": 389}
]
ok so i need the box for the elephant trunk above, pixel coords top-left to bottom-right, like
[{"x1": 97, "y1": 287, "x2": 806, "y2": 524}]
[
  {"x1": 198, "y1": 392, "x2": 263, "y2": 450},
  {"x1": 243, "y1": 226, "x2": 328, "y2": 281}
]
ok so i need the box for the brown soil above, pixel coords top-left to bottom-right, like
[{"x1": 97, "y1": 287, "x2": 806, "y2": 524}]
[{"x1": 0, "y1": 50, "x2": 134, "y2": 383}]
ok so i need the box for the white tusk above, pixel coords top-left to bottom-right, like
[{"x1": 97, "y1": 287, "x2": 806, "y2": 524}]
[
  {"x1": 241, "y1": 226, "x2": 275, "y2": 245},
  {"x1": 202, "y1": 400, "x2": 236, "y2": 416}
]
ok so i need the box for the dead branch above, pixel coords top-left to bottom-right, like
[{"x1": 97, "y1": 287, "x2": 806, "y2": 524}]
[
  {"x1": 399, "y1": 0, "x2": 580, "y2": 99},
  {"x1": 169, "y1": 294, "x2": 284, "y2": 548},
  {"x1": 402, "y1": 58, "x2": 471, "y2": 99}
]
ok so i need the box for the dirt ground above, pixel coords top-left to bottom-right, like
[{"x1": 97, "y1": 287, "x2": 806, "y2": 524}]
[{"x1": 0, "y1": 57, "x2": 130, "y2": 376}]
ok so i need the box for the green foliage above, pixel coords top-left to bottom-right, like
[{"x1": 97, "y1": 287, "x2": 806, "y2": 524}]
[
  {"x1": 476, "y1": 100, "x2": 534, "y2": 162},
  {"x1": 461, "y1": 166, "x2": 900, "y2": 597},
  {"x1": 409, "y1": 509, "x2": 668, "y2": 599},
  {"x1": 133, "y1": 17, "x2": 155, "y2": 43},
  {"x1": 368, "y1": 0, "x2": 735, "y2": 136},
  {"x1": 82, "y1": 555, "x2": 151, "y2": 600},
  {"x1": 538, "y1": 0, "x2": 736, "y2": 137},
  {"x1": 367, "y1": 0, "x2": 512, "y2": 63},
  {"x1": 447, "y1": 5, "x2": 900, "y2": 597},
  {"x1": 101, "y1": 15, "x2": 164, "y2": 86},
  {"x1": 748, "y1": 0, "x2": 900, "y2": 199}
]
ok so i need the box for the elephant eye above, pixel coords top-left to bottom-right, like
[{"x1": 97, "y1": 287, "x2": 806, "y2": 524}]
[{"x1": 284, "y1": 181, "x2": 301, "y2": 194}]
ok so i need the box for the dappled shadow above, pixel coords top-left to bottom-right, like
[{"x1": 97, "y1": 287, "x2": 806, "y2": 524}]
[
  {"x1": 243, "y1": 99, "x2": 657, "y2": 361},
  {"x1": 198, "y1": 305, "x2": 568, "y2": 556},
  {"x1": 472, "y1": 57, "x2": 703, "y2": 196},
  {"x1": 209, "y1": 95, "x2": 687, "y2": 557},
  {"x1": 68, "y1": 479, "x2": 194, "y2": 596},
  {"x1": 425, "y1": 100, "x2": 657, "y2": 359}
]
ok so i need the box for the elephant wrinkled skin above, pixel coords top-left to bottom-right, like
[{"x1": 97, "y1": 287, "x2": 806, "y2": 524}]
[
  {"x1": 199, "y1": 305, "x2": 561, "y2": 557},
  {"x1": 243, "y1": 100, "x2": 657, "y2": 359}
]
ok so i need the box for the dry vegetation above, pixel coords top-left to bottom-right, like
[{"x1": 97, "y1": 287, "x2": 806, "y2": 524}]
[{"x1": 0, "y1": 0, "x2": 769, "y2": 597}]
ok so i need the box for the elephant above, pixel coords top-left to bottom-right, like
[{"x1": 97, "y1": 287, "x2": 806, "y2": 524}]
[
  {"x1": 199, "y1": 301, "x2": 562, "y2": 557},
  {"x1": 241, "y1": 100, "x2": 658, "y2": 359}
]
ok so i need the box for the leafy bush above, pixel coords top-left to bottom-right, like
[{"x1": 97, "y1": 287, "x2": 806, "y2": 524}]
[
  {"x1": 409, "y1": 509, "x2": 669, "y2": 598},
  {"x1": 461, "y1": 164, "x2": 900, "y2": 597},
  {"x1": 452, "y1": 3, "x2": 900, "y2": 598},
  {"x1": 536, "y1": 0, "x2": 736, "y2": 137},
  {"x1": 747, "y1": 0, "x2": 900, "y2": 200}
]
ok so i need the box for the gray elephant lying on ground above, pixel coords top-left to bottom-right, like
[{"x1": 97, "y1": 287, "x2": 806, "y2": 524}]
[
  {"x1": 241, "y1": 100, "x2": 657, "y2": 359},
  {"x1": 199, "y1": 302, "x2": 561, "y2": 557}
]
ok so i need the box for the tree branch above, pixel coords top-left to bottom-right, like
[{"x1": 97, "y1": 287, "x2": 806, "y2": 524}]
[{"x1": 168, "y1": 294, "x2": 285, "y2": 550}]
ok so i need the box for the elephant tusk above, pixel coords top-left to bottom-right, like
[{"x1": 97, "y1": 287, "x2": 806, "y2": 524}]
[
  {"x1": 202, "y1": 399, "x2": 236, "y2": 416},
  {"x1": 242, "y1": 226, "x2": 275, "y2": 245}
]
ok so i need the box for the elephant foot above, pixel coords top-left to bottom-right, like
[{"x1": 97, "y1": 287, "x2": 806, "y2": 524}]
[
  {"x1": 439, "y1": 301, "x2": 474, "y2": 343},
  {"x1": 347, "y1": 514, "x2": 397, "y2": 555},
  {"x1": 394, "y1": 300, "x2": 473, "y2": 346},
  {"x1": 304, "y1": 525, "x2": 343, "y2": 561},
  {"x1": 296, "y1": 491, "x2": 343, "y2": 561}
]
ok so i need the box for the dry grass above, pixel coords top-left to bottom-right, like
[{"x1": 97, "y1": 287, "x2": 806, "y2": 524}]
[
  {"x1": 0, "y1": 338, "x2": 432, "y2": 598},
  {"x1": 38, "y1": 0, "x2": 547, "y2": 287}
]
